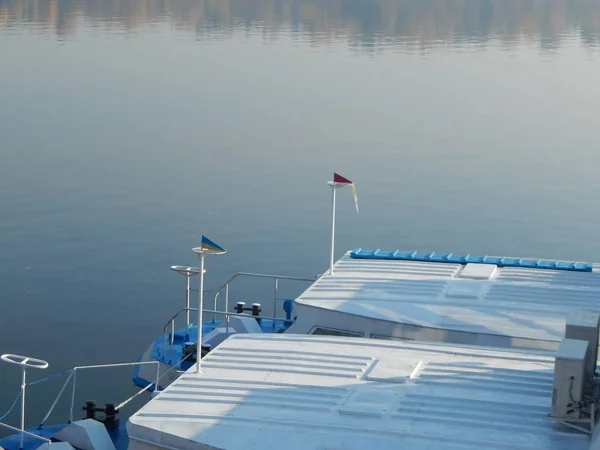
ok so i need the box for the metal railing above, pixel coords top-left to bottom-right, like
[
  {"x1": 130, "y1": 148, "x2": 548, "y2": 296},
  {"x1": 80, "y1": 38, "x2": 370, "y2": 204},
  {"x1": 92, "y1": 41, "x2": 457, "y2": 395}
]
[
  {"x1": 160, "y1": 272, "x2": 314, "y2": 361},
  {"x1": 203, "y1": 271, "x2": 315, "y2": 320},
  {"x1": 25, "y1": 361, "x2": 161, "y2": 428},
  {"x1": 41, "y1": 358, "x2": 197, "y2": 427},
  {"x1": 161, "y1": 307, "x2": 298, "y2": 364},
  {"x1": 1, "y1": 354, "x2": 161, "y2": 448},
  {"x1": 64, "y1": 361, "x2": 160, "y2": 424}
]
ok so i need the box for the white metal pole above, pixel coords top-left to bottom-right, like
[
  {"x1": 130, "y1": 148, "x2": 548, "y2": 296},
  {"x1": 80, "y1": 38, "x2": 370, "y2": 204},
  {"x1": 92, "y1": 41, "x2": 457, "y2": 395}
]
[
  {"x1": 225, "y1": 283, "x2": 229, "y2": 334},
  {"x1": 329, "y1": 185, "x2": 337, "y2": 275},
  {"x1": 197, "y1": 253, "x2": 205, "y2": 374},
  {"x1": 20, "y1": 366, "x2": 26, "y2": 450},
  {"x1": 185, "y1": 276, "x2": 191, "y2": 328},
  {"x1": 69, "y1": 370, "x2": 77, "y2": 424}
]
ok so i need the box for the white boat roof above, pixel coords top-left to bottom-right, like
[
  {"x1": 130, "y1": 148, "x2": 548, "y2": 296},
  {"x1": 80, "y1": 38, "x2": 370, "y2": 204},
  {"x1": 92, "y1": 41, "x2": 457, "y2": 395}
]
[
  {"x1": 293, "y1": 250, "x2": 600, "y2": 344},
  {"x1": 127, "y1": 334, "x2": 587, "y2": 450}
]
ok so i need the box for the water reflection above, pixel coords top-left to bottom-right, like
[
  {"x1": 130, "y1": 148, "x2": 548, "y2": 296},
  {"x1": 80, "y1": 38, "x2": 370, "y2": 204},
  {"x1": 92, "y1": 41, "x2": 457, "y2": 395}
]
[{"x1": 1, "y1": 0, "x2": 600, "y2": 50}]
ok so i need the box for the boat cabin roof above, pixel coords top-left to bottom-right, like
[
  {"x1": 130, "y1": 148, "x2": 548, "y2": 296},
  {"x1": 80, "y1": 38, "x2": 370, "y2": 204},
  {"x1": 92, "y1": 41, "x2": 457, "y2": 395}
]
[
  {"x1": 127, "y1": 333, "x2": 587, "y2": 450},
  {"x1": 292, "y1": 249, "x2": 600, "y2": 346}
]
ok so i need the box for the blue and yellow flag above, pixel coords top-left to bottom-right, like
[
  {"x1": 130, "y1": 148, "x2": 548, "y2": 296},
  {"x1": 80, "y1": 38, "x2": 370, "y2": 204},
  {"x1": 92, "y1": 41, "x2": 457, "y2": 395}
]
[{"x1": 201, "y1": 235, "x2": 226, "y2": 252}]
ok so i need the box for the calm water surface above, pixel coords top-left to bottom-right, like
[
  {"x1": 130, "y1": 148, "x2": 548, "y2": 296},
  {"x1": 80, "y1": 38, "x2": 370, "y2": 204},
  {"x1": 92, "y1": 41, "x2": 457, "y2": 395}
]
[{"x1": 2, "y1": 0, "x2": 600, "y2": 427}]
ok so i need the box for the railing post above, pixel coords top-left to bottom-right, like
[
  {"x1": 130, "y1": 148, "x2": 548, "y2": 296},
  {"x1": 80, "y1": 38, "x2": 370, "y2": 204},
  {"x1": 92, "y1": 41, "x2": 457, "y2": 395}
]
[
  {"x1": 155, "y1": 362, "x2": 160, "y2": 393},
  {"x1": 213, "y1": 292, "x2": 219, "y2": 323},
  {"x1": 69, "y1": 369, "x2": 77, "y2": 424},
  {"x1": 39, "y1": 371, "x2": 74, "y2": 428},
  {"x1": 273, "y1": 278, "x2": 279, "y2": 320},
  {"x1": 185, "y1": 276, "x2": 191, "y2": 329},
  {"x1": 169, "y1": 320, "x2": 175, "y2": 364},
  {"x1": 196, "y1": 253, "x2": 206, "y2": 375},
  {"x1": 19, "y1": 366, "x2": 26, "y2": 450},
  {"x1": 225, "y1": 284, "x2": 229, "y2": 317}
]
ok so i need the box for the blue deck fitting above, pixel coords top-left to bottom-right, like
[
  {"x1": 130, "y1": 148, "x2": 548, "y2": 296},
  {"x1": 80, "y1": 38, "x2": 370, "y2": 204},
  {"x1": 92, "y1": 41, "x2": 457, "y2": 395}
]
[{"x1": 350, "y1": 248, "x2": 593, "y2": 272}]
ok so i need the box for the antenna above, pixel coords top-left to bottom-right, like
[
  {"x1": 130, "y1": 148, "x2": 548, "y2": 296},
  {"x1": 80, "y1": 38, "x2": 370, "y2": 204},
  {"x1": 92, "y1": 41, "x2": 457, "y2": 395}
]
[
  {"x1": 170, "y1": 265, "x2": 202, "y2": 334},
  {"x1": 191, "y1": 236, "x2": 226, "y2": 375}
]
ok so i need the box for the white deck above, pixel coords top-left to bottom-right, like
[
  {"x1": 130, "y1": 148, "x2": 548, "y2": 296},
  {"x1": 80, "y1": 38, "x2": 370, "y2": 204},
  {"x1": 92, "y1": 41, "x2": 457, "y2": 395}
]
[
  {"x1": 288, "y1": 251, "x2": 600, "y2": 349},
  {"x1": 127, "y1": 334, "x2": 589, "y2": 450}
]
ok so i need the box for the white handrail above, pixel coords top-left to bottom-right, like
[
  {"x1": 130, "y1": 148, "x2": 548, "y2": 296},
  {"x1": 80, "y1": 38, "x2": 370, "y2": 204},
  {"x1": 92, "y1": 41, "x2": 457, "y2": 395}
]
[
  {"x1": 161, "y1": 271, "x2": 312, "y2": 337},
  {"x1": 204, "y1": 308, "x2": 293, "y2": 322},
  {"x1": 162, "y1": 271, "x2": 311, "y2": 349},
  {"x1": 2, "y1": 359, "x2": 165, "y2": 444},
  {"x1": 38, "y1": 358, "x2": 190, "y2": 429},
  {"x1": 204, "y1": 271, "x2": 315, "y2": 295},
  {"x1": 157, "y1": 271, "x2": 313, "y2": 364},
  {"x1": 164, "y1": 307, "x2": 293, "y2": 335},
  {"x1": 114, "y1": 353, "x2": 193, "y2": 410},
  {"x1": 67, "y1": 361, "x2": 160, "y2": 423}
]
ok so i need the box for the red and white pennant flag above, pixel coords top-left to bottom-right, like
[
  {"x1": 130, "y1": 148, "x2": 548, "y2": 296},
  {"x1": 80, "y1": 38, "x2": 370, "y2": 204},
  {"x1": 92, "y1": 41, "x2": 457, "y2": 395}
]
[{"x1": 332, "y1": 172, "x2": 359, "y2": 213}]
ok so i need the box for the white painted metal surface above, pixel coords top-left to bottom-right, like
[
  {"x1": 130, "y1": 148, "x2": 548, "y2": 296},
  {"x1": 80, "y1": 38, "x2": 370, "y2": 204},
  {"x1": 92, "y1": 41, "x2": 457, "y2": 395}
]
[
  {"x1": 53, "y1": 419, "x2": 115, "y2": 450},
  {"x1": 127, "y1": 334, "x2": 588, "y2": 450},
  {"x1": 287, "y1": 251, "x2": 600, "y2": 350}
]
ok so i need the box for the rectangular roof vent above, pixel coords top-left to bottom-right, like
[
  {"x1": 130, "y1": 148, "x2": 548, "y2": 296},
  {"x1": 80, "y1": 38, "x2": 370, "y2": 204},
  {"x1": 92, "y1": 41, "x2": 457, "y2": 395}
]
[
  {"x1": 362, "y1": 358, "x2": 423, "y2": 383},
  {"x1": 459, "y1": 263, "x2": 497, "y2": 280}
]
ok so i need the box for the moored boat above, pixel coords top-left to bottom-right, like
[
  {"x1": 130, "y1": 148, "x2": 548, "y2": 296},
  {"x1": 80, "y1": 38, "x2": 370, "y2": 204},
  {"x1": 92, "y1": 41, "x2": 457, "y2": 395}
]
[
  {"x1": 137, "y1": 243, "x2": 600, "y2": 390},
  {"x1": 3, "y1": 307, "x2": 600, "y2": 449}
]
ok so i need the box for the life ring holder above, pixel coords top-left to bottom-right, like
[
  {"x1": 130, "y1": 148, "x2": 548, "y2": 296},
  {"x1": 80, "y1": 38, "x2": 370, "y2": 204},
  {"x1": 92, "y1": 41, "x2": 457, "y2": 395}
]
[{"x1": 1, "y1": 353, "x2": 49, "y2": 370}]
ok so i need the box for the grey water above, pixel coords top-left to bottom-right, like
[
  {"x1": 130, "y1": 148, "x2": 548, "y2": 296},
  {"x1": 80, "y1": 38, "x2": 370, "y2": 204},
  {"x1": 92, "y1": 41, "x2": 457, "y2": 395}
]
[{"x1": 2, "y1": 0, "x2": 600, "y2": 430}]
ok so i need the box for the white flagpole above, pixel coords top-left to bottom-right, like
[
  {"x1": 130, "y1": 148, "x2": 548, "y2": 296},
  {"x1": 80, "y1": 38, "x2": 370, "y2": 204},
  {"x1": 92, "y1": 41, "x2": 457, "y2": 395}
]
[
  {"x1": 330, "y1": 184, "x2": 337, "y2": 275},
  {"x1": 196, "y1": 252, "x2": 205, "y2": 374}
]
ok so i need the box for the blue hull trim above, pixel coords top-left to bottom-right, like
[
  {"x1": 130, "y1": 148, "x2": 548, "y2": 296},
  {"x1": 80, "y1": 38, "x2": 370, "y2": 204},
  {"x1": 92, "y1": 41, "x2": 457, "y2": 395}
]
[
  {"x1": 351, "y1": 248, "x2": 593, "y2": 272},
  {"x1": 0, "y1": 423, "x2": 128, "y2": 450}
]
